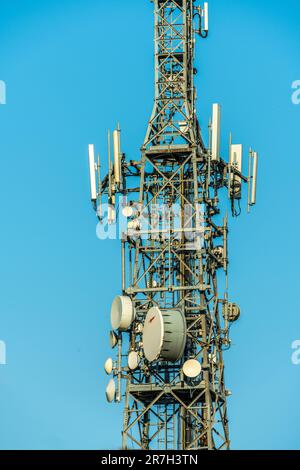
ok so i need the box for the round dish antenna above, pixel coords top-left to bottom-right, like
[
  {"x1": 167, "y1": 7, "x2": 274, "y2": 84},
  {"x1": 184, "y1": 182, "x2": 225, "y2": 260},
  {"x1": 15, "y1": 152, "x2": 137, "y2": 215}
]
[
  {"x1": 105, "y1": 379, "x2": 116, "y2": 403},
  {"x1": 122, "y1": 206, "x2": 134, "y2": 218},
  {"x1": 110, "y1": 296, "x2": 135, "y2": 331},
  {"x1": 128, "y1": 351, "x2": 140, "y2": 371},
  {"x1": 109, "y1": 331, "x2": 118, "y2": 349},
  {"x1": 104, "y1": 358, "x2": 113, "y2": 375},
  {"x1": 143, "y1": 307, "x2": 186, "y2": 363},
  {"x1": 183, "y1": 359, "x2": 202, "y2": 379}
]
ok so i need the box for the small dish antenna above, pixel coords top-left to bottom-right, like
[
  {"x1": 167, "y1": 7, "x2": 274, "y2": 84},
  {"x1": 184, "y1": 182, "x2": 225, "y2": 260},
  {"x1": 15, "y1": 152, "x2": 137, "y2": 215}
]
[
  {"x1": 104, "y1": 358, "x2": 113, "y2": 375},
  {"x1": 122, "y1": 206, "x2": 134, "y2": 218},
  {"x1": 110, "y1": 296, "x2": 135, "y2": 331},
  {"x1": 128, "y1": 351, "x2": 140, "y2": 371},
  {"x1": 109, "y1": 331, "x2": 118, "y2": 349},
  {"x1": 222, "y1": 302, "x2": 241, "y2": 323},
  {"x1": 183, "y1": 359, "x2": 202, "y2": 379},
  {"x1": 105, "y1": 379, "x2": 116, "y2": 403}
]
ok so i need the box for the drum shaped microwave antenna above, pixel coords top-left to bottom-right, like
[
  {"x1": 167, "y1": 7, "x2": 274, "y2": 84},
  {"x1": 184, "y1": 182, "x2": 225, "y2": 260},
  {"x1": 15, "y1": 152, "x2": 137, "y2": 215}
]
[
  {"x1": 143, "y1": 307, "x2": 186, "y2": 363},
  {"x1": 110, "y1": 296, "x2": 135, "y2": 331}
]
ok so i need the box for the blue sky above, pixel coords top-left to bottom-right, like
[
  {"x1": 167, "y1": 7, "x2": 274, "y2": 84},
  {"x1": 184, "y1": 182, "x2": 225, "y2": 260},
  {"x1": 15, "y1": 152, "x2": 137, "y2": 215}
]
[{"x1": 0, "y1": 0, "x2": 300, "y2": 450}]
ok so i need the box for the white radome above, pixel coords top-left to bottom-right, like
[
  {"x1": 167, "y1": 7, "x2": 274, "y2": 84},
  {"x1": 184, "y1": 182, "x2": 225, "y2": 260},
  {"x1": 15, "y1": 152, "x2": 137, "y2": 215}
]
[
  {"x1": 109, "y1": 330, "x2": 118, "y2": 349},
  {"x1": 128, "y1": 351, "x2": 140, "y2": 371},
  {"x1": 143, "y1": 307, "x2": 186, "y2": 363},
  {"x1": 183, "y1": 359, "x2": 202, "y2": 379},
  {"x1": 104, "y1": 358, "x2": 113, "y2": 375},
  {"x1": 122, "y1": 206, "x2": 134, "y2": 218},
  {"x1": 110, "y1": 295, "x2": 135, "y2": 331},
  {"x1": 105, "y1": 379, "x2": 116, "y2": 403},
  {"x1": 143, "y1": 307, "x2": 164, "y2": 362}
]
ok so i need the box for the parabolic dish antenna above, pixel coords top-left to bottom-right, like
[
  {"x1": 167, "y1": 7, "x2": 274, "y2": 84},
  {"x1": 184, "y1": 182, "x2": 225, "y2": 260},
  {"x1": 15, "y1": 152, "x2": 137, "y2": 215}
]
[
  {"x1": 104, "y1": 358, "x2": 113, "y2": 375},
  {"x1": 109, "y1": 331, "x2": 118, "y2": 349},
  {"x1": 143, "y1": 307, "x2": 186, "y2": 363},
  {"x1": 122, "y1": 206, "x2": 134, "y2": 218},
  {"x1": 105, "y1": 379, "x2": 116, "y2": 403},
  {"x1": 110, "y1": 296, "x2": 135, "y2": 331},
  {"x1": 128, "y1": 351, "x2": 140, "y2": 371},
  {"x1": 183, "y1": 359, "x2": 202, "y2": 379}
]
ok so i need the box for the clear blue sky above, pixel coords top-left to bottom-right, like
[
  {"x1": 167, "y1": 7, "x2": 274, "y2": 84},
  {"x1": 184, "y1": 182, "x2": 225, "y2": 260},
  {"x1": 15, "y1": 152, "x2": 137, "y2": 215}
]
[{"x1": 0, "y1": 0, "x2": 300, "y2": 450}]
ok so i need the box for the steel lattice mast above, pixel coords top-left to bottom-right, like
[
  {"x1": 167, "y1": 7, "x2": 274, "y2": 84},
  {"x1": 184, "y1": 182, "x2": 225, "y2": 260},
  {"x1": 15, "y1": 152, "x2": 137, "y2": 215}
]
[{"x1": 88, "y1": 0, "x2": 258, "y2": 451}]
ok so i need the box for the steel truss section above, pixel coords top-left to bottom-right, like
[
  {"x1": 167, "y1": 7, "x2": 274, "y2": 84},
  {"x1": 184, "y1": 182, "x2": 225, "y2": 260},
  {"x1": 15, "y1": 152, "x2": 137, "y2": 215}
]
[
  {"x1": 145, "y1": 0, "x2": 204, "y2": 150},
  {"x1": 90, "y1": 0, "x2": 257, "y2": 451},
  {"x1": 121, "y1": 0, "x2": 230, "y2": 450}
]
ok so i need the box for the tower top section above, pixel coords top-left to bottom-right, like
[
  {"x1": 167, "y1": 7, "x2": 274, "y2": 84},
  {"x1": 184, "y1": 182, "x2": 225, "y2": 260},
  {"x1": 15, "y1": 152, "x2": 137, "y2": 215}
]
[{"x1": 144, "y1": 0, "x2": 209, "y2": 151}]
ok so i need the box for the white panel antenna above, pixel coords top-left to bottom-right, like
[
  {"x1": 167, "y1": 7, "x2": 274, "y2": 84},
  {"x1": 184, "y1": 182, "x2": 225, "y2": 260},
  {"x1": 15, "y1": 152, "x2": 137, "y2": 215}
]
[
  {"x1": 203, "y1": 3, "x2": 209, "y2": 32},
  {"x1": 211, "y1": 104, "x2": 221, "y2": 161},
  {"x1": 113, "y1": 125, "x2": 122, "y2": 185},
  {"x1": 251, "y1": 152, "x2": 258, "y2": 205},
  {"x1": 248, "y1": 149, "x2": 259, "y2": 211},
  {"x1": 230, "y1": 144, "x2": 243, "y2": 174},
  {"x1": 88, "y1": 144, "x2": 97, "y2": 201}
]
